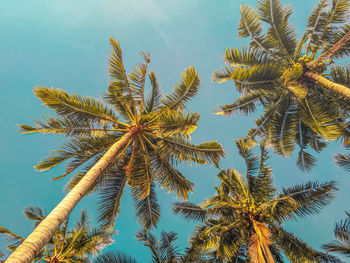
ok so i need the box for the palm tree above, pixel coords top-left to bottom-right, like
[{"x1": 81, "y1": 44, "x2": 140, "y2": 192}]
[
  {"x1": 324, "y1": 212, "x2": 350, "y2": 259},
  {"x1": 1, "y1": 207, "x2": 113, "y2": 262},
  {"x1": 174, "y1": 141, "x2": 339, "y2": 262},
  {"x1": 7, "y1": 38, "x2": 225, "y2": 262},
  {"x1": 213, "y1": 0, "x2": 350, "y2": 171}
]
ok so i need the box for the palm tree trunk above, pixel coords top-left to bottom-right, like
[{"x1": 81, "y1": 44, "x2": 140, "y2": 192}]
[
  {"x1": 5, "y1": 130, "x2": 136, "y2": 263},
  {"x1": 308, "y1": 29, "x2": 350, "y2": 69},
  {"x1": 305, "y1": 71, "x2": 350, "y2": 99}
]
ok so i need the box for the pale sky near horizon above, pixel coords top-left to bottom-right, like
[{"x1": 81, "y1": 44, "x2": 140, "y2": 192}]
[{"x1": 0, "y1": 0, "x2": 349, "y2": 261}]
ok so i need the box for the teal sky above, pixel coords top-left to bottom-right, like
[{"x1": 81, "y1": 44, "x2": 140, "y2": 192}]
[{"x1": 0, "y1": 0, "x2": 349, "y2": 261}]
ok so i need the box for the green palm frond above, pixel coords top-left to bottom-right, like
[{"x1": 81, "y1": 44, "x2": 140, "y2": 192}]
[
  {"x1": 279, "y1": 180, "x2": 338, "y2": 218},
  {"x1": 35, "y1": 135, "x2": 120, "y2": 179},
  {"x1": 32, "y1": 86, "x2": 118, "y2": 124},
  {"x1": 211, "y1": 65, "x2": 234, "y2": 83},
  {"x1": 331, "y1": 65, "x2": 350, "y2": 86},
  {"x1": 235, "y1": 139, "x2": 260, "y2": 177},
  {"x1": 157, "y1": 110, "x2": 199, "y2": 137},
  {"x1": 158, "y1": 135, "x2": 225, "y2": 166},
  {"x1": 257, "y1": 0, "x2": 297, "y2": 60},
  {"x1": 145, "y1": 70, "x2": 161, "y2": 113},
  {"x1": 268, "y1": 101, "x2": 298, "y2": 157},
  {"x1": 103, "y1": 82, "x2": 135, "y2": 121},
  {"x1": 133, "y1": 182, "x2": 161, "y2": 231},
  {"x1": 160, "y1": 66, "x2": 200, "y2": 110},
  {"x1": 173, "y1": 202, "x2": 207, "y2": 222},
  {"x1": 151, "y1": 153, "x2": 194, "y2": 200},
  {"x1": 214, "y1": 91, "x2": 264, "y2": 116},
  {"x1": 98, "y1": 169, "x2": 128, "y2": 230},
  {"x1": 19, "y1": 115, "x2": 111, "y2": 137},
  {"x1": 128, "y1": 51, "x2": 150, "y2": 109},
  {"x1": 108, "y1": 38, "x2": 134, "y2": 103},
  {"x1": 304, "y1": 0, "x2": 329, "y2": 53},
  {"x1": 224, "y1": 46, "x2": 274, "y2": 67},
  {"x1": 225, "y1": 64, "x2": 282, "y2": 93}
]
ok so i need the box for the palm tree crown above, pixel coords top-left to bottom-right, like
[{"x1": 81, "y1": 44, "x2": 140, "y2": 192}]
[
  {"x1": 213, "y1": 0, "x2": 350, "y2": 171},
  {"x1": 174, "y1": 141, "x2": 339, "y2": 262},
  {"x1": 20, "y1": 38, "x2": 225, "y2": 230},
  {"x1": 8, "y1": 38, "x2": 225, "y2": 263},
  {"x1": 0, "y1": 207, "x2": 113, "y2": 262}
]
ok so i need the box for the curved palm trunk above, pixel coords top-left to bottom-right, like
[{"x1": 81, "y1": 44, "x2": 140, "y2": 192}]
[
  {"x1": 308, "y1": 29, "x2": 350, "y2": 69},
  {"x1": 305, "y1": 71, "x2": 350, "y2": 99},
  {"x1": 5, "y1": 130, "x2": 136, "y2": 263}
]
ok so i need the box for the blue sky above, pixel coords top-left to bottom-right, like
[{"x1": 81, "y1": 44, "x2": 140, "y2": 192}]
[{"x1": 0, "y1": 0, "x2": 349, "y2": 261}]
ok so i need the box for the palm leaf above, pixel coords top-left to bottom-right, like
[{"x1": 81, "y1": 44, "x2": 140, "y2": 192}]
[
  {"x1": 145, "y1": 70, "x2": 162, "y2": 113},
  {"x1": 279, "y1": 180, "x2": 338, "y2": 218},
  {"x1": 173, "y1": 202, "x2": 207, "y2": 222},
  {"x1": 98, "y1": 168, "x2": 128, "y2": 229},
  {"x1": 132, "y1": 182, "x2": 161, "y2": 230},
  {"x1": 160, "y1": 66, "x2": 200, "y2": 110},
  {"x1": 32, "y1": 86, "x2": 118, "y2": 124}
]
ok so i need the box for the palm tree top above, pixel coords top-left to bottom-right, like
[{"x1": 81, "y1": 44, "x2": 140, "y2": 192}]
[
  {"x1": 213, "y1": 0, "x2": 350, "y2": 172},
  {"x1": 19, "y1": 37, "x2": 225, "y2": 231},
  {"x1": 174, "y1": 141, "x2": 339, "y2": 262}
]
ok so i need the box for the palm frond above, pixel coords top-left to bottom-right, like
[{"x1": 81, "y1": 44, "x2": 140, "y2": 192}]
[
  {"x1": 224, "y1": 46, "x2": 274, "y2": 67},
  {"x1": 160, "y1": 66, "x2": 200, "y2": 110},
  {"x1": 133, "y1": 182, "x2": 160, "y2": 230},
  {"x1": 158, "y1": 135, "x2": 225, "y2": 166},
  {"x1": 157, "y1": 110, "x2": 199, "y2": 137},
  {"x1": 108, "y1": 38, "x2": 135, "y2": 105},
  {"x1": 136, "y1": 231, "x2": 162, "y2": 263},
  {"x1": 335, "y1": 153, "x2": 350, "y2": 172},
  {"x1": 271, "y1": 225, "x2": 333, "y2": 263},
  {"x1": 128, "y1": 51, "x2": 150, "y2": 109},
  {"x1": 257, "y1": 0, "x2": 297, "y2": 60},
  {"x1": 296, "y1": 149, "x2": 317, "y2": 172},
  {"x1": 151, "y1": 153, "x2": 194, "y2": 200},
  {"x1": 145, "y1": 70, "x2": 161, "y2": 113},
  {"x1": 279, "y1": 180, "x2": 338, "y2": 218},
  {"x1": 214, "y1": 91, "x2": 264, "y2": 116},
  {"x1": 32, "y1": 86, "x2": 118, "y2": 124},
  {"x1": 19, "y1": 115, "x2": 110, "y2": 137},
  {"x1": 23, "y1": 207, "x2": 45, "y2": 227},
  {"x1": 173, "y1": 202, "x2": 207, "y2": 222},
  {"x1": 98, "y1": 168, "x2": 128, "y2": 230},
  {"x1": 331, "y1": 65, "x2": 350, "y2": 86},
  {"x1": 304, "y1": 0, "x2": 329, "y2": 53}
]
